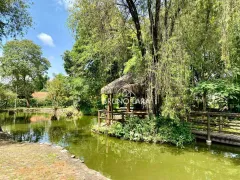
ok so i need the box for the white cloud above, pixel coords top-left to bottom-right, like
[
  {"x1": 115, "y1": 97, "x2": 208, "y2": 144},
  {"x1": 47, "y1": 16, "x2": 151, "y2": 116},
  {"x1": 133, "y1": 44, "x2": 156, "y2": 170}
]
[
  {"x1": 48, "y1": 56, "x2": 55, "y2": 62},
  {"x1": 37, "y1": 33, "x2": 55, "y2": 47},
  {"x1": 57, "y1": 0, "x2": 75, "y2": 10}
]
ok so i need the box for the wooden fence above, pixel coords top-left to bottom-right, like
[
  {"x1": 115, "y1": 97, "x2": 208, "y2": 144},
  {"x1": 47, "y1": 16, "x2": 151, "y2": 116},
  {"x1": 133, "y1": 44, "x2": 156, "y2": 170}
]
[{"x1": 189, "y1": 111, "x2": 240, "y2": 145}]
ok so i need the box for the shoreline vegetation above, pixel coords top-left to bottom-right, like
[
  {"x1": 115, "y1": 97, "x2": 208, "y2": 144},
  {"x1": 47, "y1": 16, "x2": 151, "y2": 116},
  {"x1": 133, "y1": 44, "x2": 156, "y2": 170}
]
[
  {"x1": 92, "y1": 116, "x2": 194, "y2": 148},
  {"x1": 0, "y1": 107, "x2": 83, "y2": 118},
  {"x1": 0, "y1": 131, "x2": 108, "y2": 180}
]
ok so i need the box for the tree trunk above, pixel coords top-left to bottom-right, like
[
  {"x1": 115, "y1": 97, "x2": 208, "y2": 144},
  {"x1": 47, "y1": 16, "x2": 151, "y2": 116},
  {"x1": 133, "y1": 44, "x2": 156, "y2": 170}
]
[
  {"x1": 26, "y1": 98, "x2": 30, "y2": 108},
  {"x1": 5, "y1": 100, "x2": 8, "y2": 109},
  {"x1": 125, "y1": 0, "x2": 146, "y2": 57},
  {"x1": 148, "y1": 0, "x2": 161, "y2": 116},
  {"x1": 0, "y1": 126, "x2": 2, "y2": 132},
  {"x1": 51, "y1": 107, "x2": 58, "y2": 120}
]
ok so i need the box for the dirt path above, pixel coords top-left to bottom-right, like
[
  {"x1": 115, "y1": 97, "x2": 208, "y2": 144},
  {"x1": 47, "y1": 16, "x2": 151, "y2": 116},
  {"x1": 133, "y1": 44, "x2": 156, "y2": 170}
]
[{"x1": 0, "y1": 133, "x2": 108, "y2": 180}]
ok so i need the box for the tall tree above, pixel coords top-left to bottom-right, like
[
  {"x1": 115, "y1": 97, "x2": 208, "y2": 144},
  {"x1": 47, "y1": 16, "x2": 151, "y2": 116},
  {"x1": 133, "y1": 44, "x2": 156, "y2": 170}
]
[
  {"x1": 0, "y1": 40, "x2": 50, "y2": 107},
  {"x1": 118, "y1": 0, "x2": 186, "y2": 115}
]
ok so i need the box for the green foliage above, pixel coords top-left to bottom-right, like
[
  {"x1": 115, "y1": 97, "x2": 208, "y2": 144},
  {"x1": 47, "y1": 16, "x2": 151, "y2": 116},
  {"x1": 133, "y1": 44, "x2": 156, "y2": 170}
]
[
  {"x1": 63, "y1": 0, "x2": 134, "y2": 114},
  {"x1": 0, "y1": 0, "x2": 32, "y2": 41},
  {"x1": 123, "y1": 46, "x2": 142, "y2": 74},
  {"x1": 61, "y1": 106, "x2": 82, "y2": 119},
  {"x1": 155, "y1": 117, "x2": 195, "y2": 147},
  {"x1": 192, "y1": 80, "x2": 240, "y2": 96},
  {"x1": 0, "y1": 84, "x2": 17, "y2": 108},
  {"x1": 100, "y1": 116, "x2": 194, "y2": 147},
  {"x1": 30, "y1": 98, "x2": 52, "y2": 108},
  {"x1": 62, "y1": 50, "x2": 74, "y2": 76},
  {"x1": 157, "y1": 37, "x2": 191, "y2": 119},
  {"x1": 192, "y1": 80, "x2": 240, "y2": 111},
  {"x1": 46, "y1": 74, "x2": 71, "y2": 108},
  {"x1": 0, "y1": 40, "x2": 50, "y2": 106}
]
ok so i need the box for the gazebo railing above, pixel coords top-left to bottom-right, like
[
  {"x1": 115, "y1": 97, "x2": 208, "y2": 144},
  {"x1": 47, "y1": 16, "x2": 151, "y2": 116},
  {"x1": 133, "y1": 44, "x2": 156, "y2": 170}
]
[{"x1": 98, "y1": 109, "x2": 147, "y2": 126}]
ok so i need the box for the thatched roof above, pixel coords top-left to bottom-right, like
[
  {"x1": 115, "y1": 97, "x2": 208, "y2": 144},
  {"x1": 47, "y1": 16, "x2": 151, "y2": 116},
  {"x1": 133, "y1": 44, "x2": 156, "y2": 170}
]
[{"x1": 101, "y1": 74, "x2": 145, "y2": 95}]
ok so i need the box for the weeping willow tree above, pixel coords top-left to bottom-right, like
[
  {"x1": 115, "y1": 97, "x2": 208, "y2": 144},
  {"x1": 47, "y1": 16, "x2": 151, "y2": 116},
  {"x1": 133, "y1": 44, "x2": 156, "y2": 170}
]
[
  {"x1": 181, "y1": 0, "x2": 240, "y2": 113},
  {"x1": 220, "y1": 0, "x2": 240, "y2": 75},
  {"x1": 149, "y1": 0, "x2": 240, "y2": 118},
  {"x1": 115, "y1": 0, "x2": 190, "y2": 118}
]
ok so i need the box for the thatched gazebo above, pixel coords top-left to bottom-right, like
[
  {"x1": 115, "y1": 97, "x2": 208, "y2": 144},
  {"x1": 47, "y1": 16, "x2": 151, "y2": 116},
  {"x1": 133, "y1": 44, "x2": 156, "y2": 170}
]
[{"x1": 99, "y1": 74, "x2": 147, "y2": 125}]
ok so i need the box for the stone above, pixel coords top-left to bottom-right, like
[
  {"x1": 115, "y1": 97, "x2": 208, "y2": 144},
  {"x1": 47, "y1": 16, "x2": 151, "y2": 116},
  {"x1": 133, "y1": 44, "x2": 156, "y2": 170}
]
[
  {"x1": 54, "y1": 145, "x2": 63, "y2": 150},
  {"x1": 61, "y1": 149, "x2": 68, "y2": 153},
  {"x1": 79, "y1": 157, "x2": 85, "y2": 163}
]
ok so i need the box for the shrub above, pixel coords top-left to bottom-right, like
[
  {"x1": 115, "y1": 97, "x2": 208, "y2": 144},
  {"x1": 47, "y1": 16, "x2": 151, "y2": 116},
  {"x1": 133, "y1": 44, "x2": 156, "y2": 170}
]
[
  {"x1": 155, "y1": 117, "x2": 194, "y2": 146},
  {"x1": 98, "y1": 116, "x2": 194, "y2": 147},
  {"x1": 61, "y1": 106, "x2": 82, "y2": 119}
]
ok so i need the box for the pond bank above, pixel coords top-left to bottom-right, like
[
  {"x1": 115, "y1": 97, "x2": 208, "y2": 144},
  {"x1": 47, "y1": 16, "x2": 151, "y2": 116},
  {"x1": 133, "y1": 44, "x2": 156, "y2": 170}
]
[
  {"x1": 0, "y1": 108, "x2": 64, "y2": 114},
  {"x1": 0, "y1": 132, "x2": 108, "y2": 180},
  {"x1": 0, "y1": 108, "x2": 81, "y2": 118}
]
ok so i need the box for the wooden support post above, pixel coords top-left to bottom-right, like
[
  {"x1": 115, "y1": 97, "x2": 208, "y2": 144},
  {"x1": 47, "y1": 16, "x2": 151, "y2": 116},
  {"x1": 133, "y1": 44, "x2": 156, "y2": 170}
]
[
  {"x1": 203, "y1": 91, "x2": 207, "y2": 112},
  {"x1": 107, "y1": 95, "x2": 110, "y2": 125},
  {"x1": 111, "y1": 94, "x2": 113, "y2": 123},
  {"x1": 206, "y1": 113, "x2": 212, "y2": 145},
  {"x1": 107, "y1": 94, "x2": 113, "y2": 125},
  {"x1": 219, "y1": 116, "x2": 223, "y2": 133},
  {"x1": 127, "y1": 96, "x2": 130, "y2": 112},
  {"x1": 98, "y1": 110, "x2": 101, "y2": 127}
]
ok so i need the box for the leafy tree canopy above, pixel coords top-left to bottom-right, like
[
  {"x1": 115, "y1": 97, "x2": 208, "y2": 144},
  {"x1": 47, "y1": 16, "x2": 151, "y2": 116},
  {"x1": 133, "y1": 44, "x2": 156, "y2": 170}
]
[
  {"x1": 46, "y1": 74, "x2": 71, "y2": 108},
  {"x1": 0, "y1": 0, "x2": 32, "y2": 41},
  {"x1": 0, "y1": 40, "x2": 50, "y2": 107}
]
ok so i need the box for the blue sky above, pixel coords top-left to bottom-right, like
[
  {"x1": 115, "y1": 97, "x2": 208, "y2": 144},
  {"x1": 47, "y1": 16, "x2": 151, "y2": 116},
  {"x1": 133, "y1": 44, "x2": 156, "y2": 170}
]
[{"x1": 1, "y1": 0, "x2": 75, "y2": 78}]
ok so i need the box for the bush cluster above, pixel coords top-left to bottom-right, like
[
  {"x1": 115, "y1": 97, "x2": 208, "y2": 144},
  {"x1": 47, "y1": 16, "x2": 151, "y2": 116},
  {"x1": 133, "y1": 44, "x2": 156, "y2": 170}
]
[{"x1": 97, "y1": 116, "x2": 194, "y2": 147}]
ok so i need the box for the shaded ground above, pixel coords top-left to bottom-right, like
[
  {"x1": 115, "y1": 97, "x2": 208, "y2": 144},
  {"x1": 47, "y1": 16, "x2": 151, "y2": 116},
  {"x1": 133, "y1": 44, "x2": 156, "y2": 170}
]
[
  {"x1": 0, "y1": 132, "x2": 108, "y2": 180},
  {"x1": 0, "y1": 132, "x2": 14, "y2": 146}
]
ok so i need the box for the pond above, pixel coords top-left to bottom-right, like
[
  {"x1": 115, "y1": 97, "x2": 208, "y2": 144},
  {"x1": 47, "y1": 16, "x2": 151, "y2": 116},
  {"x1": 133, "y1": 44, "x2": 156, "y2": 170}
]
[{"x1": 0, "y1": 112, "x2": 240, "y2": 180}]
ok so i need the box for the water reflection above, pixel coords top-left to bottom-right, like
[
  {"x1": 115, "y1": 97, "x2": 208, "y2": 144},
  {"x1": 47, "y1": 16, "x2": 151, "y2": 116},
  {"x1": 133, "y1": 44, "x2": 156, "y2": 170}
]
[
  {"x1": 69, "y1": 134, "x2": 240, "y2": 180},
  {"x1": 30, "y1": 115, "x2": 50, "y2": 122},
  {"x1": 0, "y1": 113, "x2": 240, "y2": 180}
]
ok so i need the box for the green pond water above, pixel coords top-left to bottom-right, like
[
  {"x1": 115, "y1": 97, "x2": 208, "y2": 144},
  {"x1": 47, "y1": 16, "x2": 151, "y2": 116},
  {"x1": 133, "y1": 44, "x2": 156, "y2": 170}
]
[{"x1": 1, "y1": 113, "x2": 240, "y2": 180}]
